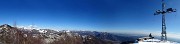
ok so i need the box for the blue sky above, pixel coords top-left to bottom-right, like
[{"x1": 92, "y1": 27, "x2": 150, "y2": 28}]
[{"x1": 0, "y1": 0, "x2": 180, "y2": 35}]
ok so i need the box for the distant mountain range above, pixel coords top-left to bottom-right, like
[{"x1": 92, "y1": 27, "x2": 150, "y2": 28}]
[{"x1": 0, "y1": 24, "x2": 179, "y2": 44}]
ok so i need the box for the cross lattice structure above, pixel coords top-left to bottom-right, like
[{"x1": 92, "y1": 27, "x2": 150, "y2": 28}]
[{"x1": 154, "y1": 0, "x2": 176, "y2": 41}]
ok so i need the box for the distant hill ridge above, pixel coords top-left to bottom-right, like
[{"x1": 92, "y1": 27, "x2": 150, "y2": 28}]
[{"x1": 0, "y1": 24, "x2": 136, "y2": 44}]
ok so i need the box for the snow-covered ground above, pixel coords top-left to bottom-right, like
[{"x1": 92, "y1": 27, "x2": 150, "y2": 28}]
[{"x1": 133, "y1": 39, "x2": 180, "y2": 44}]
